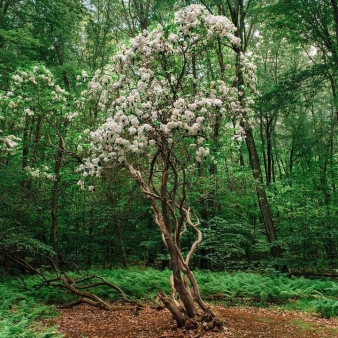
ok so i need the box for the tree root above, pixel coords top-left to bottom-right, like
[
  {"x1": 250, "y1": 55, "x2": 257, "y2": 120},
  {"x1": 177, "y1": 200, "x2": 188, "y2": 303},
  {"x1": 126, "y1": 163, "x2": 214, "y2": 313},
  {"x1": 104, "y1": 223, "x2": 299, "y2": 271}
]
[
  {"x1": 158, "y1": 291, "x2": 186, "y2": 327},
  {"x1": 158, "y1": 291, "x2": 224, "y2": 332}
]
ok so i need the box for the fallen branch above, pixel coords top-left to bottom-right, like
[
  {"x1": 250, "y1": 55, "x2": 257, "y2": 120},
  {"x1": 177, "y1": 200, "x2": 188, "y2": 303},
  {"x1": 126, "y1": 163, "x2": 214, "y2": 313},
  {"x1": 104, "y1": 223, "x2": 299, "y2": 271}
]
[
  {"x1": 1, "y1": 248, "x2": 142, "y2": 311},
  {"x1": 38, "y1": 272, "x2": 144, "y2": 311}
]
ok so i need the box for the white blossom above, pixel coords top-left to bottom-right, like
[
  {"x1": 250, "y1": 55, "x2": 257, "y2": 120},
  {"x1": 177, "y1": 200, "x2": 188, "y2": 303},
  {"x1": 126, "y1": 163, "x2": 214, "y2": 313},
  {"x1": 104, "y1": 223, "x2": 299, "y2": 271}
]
[
  {"x1": 77, "y1": 180, "x2": 85, "y2": 190},
  {"x1": 24, "y1": 108, "x2": 34, "y2": 116},
  {"x1": 77, "y1": 4, "x2": 254, "y2": 180},
  {"x1": 55, "y1": 85, "x2": 65, "y2": 94},
  {"x1": 12, "y1": 75, "x2": 23, "y2": 83}
]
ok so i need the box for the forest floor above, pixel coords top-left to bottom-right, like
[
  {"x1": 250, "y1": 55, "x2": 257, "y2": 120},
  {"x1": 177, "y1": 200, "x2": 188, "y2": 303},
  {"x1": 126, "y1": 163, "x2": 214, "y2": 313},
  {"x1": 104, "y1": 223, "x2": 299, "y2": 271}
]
[{"x1": 46, "y1": 302, "x2": 338, "y2": 338}]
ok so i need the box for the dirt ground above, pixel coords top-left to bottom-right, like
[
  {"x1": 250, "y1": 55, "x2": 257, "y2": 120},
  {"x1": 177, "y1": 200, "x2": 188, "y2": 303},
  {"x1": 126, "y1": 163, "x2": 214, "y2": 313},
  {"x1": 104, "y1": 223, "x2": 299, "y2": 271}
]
[{"x1": 47, "y1": 303, "x2": 338, "y2": 338}]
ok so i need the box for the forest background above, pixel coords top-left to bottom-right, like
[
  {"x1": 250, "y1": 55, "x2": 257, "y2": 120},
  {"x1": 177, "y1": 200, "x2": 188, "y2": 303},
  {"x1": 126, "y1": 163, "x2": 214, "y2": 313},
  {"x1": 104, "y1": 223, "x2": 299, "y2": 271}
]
[{"x1": 1, "y1": 0, "x2": 338, "y2": 283}]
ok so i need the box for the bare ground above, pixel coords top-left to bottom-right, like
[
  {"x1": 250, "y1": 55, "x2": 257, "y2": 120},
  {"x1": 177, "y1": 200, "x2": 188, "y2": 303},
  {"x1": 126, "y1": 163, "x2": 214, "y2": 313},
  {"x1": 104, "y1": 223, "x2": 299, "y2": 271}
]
[{"x1": 45, "y1": 303, "x2": 338, "y2": 338}]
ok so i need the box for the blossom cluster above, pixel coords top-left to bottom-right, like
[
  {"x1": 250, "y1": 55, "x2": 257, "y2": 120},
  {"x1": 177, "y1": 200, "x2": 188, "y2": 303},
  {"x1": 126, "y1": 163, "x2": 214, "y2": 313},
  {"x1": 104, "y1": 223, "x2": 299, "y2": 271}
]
[
  {"x1": 0, "y1": 66, "x2": 77, "y2": 181},
  {"x1": 12, "y1": 66, "x2": 55, "y2": 88},
  {"x1": 79, "y1": 5, "x2": 255, "y2": 179},
  {"x1": 175, "y1": 4, "x2": 240, "y2": 46},
  {"x1": 0, "y1": 134, "x2": 21, "y2": 152},
  {"x1": 240, "y1": 52, "x2": 258, "y2": 97},
  {"x1": 24, "y1": 166, "x2": 55, "y2": 181},
  {"x1": 3, "y1": 66, "x2": 70, "y2": 121},
  {"x1": 80, "y1": 91, "x2": 221, "y2": 177},
  {"x1": 75, "y1": 67, "x2": 119, "y2": 115},
  {"x1": 0, "y1": 91, "x2": 21, "y2": 152}
]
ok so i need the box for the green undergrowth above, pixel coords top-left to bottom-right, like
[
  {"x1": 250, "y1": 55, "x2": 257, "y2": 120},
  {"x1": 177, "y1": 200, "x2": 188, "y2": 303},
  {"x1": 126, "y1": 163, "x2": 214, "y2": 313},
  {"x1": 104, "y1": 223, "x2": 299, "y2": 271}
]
[
  {"x1": 2, "y1": 269, "x2": 338, "y2": 336},
  {"x1": 195, "y1": 271, "x2": 338, "y2": 318},
  {"x1": 0, "y1": 279, "x2": 62, "y2": 338},
  {"x1": 93, "y1": 269, "x2": 338, "y2": 318}
]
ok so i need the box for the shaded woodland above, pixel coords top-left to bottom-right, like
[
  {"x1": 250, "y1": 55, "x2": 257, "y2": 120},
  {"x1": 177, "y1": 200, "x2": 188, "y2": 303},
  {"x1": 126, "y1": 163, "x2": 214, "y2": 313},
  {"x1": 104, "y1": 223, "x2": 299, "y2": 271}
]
[{"x1": 1, "y1": 0, "x2": 338, "y2": 325}]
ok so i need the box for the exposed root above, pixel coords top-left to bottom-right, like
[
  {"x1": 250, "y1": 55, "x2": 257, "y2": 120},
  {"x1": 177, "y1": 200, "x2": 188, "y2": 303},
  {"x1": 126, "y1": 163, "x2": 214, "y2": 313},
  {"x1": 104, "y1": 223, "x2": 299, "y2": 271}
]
[
  {"x1": 158, "y1": 291, "x2": 186, "y2": 328},
  {"x1": 158, "y1": 291, "x2": 224, "y2": 332}
]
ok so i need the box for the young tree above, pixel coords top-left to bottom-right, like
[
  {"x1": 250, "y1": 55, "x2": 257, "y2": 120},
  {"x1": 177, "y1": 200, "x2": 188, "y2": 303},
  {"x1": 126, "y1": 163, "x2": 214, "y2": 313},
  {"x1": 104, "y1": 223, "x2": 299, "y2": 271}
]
[{"x1": 79, "y1": 5, "x2": 253, "y2": 329}]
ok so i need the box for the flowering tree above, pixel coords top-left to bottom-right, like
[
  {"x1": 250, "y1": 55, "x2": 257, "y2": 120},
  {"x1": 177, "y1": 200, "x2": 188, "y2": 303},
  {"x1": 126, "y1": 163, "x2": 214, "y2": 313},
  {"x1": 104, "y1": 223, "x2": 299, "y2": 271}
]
[
  {"x1": 0, "y1": 65, "x2": 84, "y2": 267},
  {"x1": 79, "y1": 4, "x2": 254, "y2": 329}
]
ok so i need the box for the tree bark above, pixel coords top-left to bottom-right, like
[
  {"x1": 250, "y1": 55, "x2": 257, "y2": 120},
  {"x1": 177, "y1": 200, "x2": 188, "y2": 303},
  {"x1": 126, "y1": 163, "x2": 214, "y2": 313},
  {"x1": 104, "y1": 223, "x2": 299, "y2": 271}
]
[
  {"x1": 225, "y1": 0, "x2": 283, "y2": 258},
  {"x1": 125, "y1": 162, "x2": 223, "y2": 330},
  {"x1": 51, "y1": 145, "x2": 62, "y2": 269}
]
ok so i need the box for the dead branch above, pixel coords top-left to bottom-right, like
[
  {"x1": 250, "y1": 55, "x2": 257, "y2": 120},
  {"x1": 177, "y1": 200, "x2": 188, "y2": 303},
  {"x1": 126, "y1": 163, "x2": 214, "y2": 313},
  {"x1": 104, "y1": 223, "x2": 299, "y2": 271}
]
[
  {"x1": 58, "y1": 298, "x2": 136, "y2": 311},
  {"x1": 37, "y1": 272, "x2": 143, "y2": 311},
  {"x1": 91, "y1": 274, "x2": 138, "y2": 304},
  {"x1": 1, "y1": 246, "x2": 142, "y2": 311}
]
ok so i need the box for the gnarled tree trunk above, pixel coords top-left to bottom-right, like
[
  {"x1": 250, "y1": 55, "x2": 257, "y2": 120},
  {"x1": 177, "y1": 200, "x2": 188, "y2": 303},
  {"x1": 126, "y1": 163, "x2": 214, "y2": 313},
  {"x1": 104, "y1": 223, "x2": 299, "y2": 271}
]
[{"x1": 125, "y1": 159, "x2": 223, "y2": 330}]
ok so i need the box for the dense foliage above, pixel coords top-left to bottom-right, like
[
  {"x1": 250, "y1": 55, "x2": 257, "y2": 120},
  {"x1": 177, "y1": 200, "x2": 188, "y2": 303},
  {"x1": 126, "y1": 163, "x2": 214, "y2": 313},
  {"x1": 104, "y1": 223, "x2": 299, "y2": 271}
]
[{"x1": 0, "y1": 0, "x2": 338, "y2": 310}]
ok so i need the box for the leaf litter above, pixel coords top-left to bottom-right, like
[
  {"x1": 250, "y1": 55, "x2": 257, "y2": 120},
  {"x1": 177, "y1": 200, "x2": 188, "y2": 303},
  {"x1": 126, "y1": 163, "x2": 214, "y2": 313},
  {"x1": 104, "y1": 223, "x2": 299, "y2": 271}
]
[{"x1": 45, "y1": 303, "x2": 338, "y2": 337}]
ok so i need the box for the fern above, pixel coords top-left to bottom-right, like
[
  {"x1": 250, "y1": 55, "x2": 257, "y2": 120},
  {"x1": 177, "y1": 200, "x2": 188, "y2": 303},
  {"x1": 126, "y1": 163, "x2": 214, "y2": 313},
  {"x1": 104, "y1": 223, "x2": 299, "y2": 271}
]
[
  {"x1": 0, "y1": 281, "x2": 61, "y2": 337},
  {"x1": 3, "y1": 267, "x2": 338, "y2": 337}
]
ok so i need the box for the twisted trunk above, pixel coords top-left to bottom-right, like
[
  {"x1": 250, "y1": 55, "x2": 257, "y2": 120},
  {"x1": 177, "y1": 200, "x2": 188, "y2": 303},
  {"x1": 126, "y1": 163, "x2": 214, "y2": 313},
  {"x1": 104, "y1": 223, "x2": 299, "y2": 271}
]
[{"x1": 125, "y1": 162, "x2": 223, "y2": 330}]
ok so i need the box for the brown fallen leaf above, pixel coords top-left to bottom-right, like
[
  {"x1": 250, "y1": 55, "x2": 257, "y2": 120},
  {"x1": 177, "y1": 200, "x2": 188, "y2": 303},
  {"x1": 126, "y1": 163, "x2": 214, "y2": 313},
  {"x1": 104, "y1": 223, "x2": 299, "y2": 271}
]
[{"x1": 40, "y1": 303, "x2": 338, "y2": 338}]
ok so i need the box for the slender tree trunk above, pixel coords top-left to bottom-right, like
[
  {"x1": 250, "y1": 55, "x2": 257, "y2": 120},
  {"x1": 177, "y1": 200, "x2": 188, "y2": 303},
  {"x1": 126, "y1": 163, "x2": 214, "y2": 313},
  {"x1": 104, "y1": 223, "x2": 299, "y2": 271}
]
[
  {"x1": 50, "y1": 41, "x2": 70, "y2": 269},
  {"x1": 117, "y1": 220, "x2": 128, "y2": 268},
  {"x1": 235, "y1": 45, "x2": 282, "y2": 257},
  {"x1": 51, "y1": 147, "x2": 62, "y2": 268},
  {"x1": 20, "y1": 115, "x2": 30, "y2": 188},
  {"x1": 245, "y1": 128, "x2": 282, "y2": 257},
  {"x1": 55, "y1": 42, "x2": 70, "y2": 89},
  {"x1": 222, "y1": 0, "x2": 283, "y2": 259}
]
